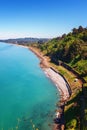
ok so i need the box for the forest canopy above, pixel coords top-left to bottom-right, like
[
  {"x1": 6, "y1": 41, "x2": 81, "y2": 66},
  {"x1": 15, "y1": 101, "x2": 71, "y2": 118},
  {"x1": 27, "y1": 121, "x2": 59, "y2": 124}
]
[{"x1": 38, "y1": 26, "x2": 87, "y2": 81}]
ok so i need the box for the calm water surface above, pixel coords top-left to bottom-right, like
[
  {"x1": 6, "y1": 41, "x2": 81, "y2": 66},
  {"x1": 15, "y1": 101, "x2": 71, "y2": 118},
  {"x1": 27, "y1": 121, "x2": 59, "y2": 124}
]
[{"x1": 0, "y1": 42, "x2": 60, "y2": 130}]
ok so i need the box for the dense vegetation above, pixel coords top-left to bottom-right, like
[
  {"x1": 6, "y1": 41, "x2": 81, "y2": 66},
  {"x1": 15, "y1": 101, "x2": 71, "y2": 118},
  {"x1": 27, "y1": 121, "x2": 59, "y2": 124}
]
[
  {"x1": 38, "y1": 26, "x2": 87, "y2": 82},
  {"x1": 36, "y1": 26, "x2": 87, "y2": 129}
]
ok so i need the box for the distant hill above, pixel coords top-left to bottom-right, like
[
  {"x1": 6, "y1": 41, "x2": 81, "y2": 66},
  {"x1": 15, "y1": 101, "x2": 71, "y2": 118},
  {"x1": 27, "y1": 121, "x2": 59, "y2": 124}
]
[
  {"x1": 0, "y1": 37, "x2": 50, "y2": 45},
  {"x1": 38, "y1": 26, "x2": 87, "y2": 81}
]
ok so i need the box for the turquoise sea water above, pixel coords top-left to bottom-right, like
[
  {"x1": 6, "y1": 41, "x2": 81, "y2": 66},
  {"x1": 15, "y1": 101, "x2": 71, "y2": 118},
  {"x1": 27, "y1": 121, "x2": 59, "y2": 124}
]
[{"x1": 0, "y1": 42, "x2": 60, "y2": 130}]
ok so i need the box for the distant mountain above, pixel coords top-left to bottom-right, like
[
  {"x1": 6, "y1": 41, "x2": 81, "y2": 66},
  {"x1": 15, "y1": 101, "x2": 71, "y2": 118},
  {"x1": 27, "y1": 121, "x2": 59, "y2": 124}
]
[{"x1": 0, "y1": 37, "x2": 50, "y2": 44}]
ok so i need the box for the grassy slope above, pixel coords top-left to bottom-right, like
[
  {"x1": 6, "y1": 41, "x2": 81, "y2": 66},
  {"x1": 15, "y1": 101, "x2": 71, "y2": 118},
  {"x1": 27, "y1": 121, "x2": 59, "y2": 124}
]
[{"x1": 49, "y1": 62, "x2": 82, "y2": 130}]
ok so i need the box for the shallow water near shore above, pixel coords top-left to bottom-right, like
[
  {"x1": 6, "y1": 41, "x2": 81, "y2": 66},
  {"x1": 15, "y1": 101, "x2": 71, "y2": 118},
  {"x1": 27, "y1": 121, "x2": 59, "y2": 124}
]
[{"x1": 0, "y1": 42, "x2": 60, "y2": 130}]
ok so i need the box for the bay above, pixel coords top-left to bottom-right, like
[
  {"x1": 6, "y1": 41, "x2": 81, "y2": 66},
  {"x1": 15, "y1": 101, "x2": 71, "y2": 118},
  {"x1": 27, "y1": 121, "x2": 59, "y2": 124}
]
[{"x1": 0, "y1": 42, "x2": 60, "y2": 130}]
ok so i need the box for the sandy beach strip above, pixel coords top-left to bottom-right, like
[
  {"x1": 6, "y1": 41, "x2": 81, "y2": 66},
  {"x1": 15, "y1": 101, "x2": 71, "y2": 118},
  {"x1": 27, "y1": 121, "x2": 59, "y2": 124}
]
[
  {"x1": 44, "y1": 68, "x2": 70, "y2": 100},
  {"x1": 29, "y1": 47, "x2": 71, "y2": 101}
]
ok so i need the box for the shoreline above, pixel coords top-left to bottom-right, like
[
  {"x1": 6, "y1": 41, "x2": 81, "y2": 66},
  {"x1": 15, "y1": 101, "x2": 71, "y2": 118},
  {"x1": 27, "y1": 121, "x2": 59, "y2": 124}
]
[
  {"x1": 8, "y1": 43, "x2": 29, "y2": 49},
  {"x1": 29, "y1": 47, "x2": 71, "y2": 101}
]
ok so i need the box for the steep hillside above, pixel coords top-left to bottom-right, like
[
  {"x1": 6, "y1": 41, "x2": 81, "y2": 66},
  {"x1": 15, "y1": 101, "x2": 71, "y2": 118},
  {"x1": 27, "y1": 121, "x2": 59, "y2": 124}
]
[{"x1": 38, "y1": 26, "x2": 87, "y2": 81}]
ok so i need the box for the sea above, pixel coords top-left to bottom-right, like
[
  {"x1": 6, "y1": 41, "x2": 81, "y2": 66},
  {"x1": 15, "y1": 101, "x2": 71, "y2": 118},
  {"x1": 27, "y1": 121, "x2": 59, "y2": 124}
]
[{"x1": 0, "y1": 42, "x2": 60, "y2": 130}]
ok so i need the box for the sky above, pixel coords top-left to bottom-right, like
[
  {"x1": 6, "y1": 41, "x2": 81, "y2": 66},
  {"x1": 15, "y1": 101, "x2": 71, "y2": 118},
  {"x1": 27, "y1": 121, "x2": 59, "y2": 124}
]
[{"x1": 0, "y1": 0, "x2": 87, "y2": 39}]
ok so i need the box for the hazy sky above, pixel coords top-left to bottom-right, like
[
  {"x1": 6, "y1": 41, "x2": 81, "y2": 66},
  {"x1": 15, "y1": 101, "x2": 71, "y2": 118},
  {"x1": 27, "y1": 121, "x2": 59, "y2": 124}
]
[{"x1": 0, "y1": 0, "x2": 87, "y2": 39}]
